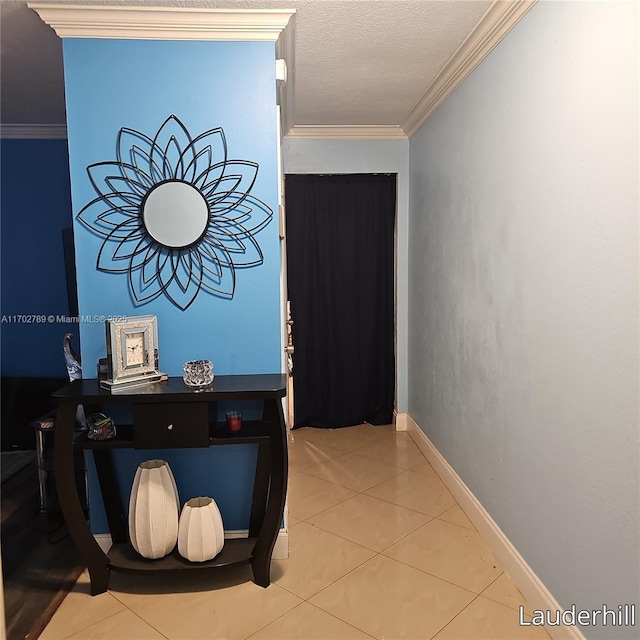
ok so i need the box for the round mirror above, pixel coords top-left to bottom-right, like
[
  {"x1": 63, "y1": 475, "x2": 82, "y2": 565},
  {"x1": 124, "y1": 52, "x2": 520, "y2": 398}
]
[{"x1": 142, "y1": 181, "x2": 209, "y2": 248}]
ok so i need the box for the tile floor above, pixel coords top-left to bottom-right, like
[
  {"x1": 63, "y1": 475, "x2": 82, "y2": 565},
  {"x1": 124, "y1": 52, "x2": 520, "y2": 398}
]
[{"x1": 40, "y1": 423, "x2": 551, "y2": 640}]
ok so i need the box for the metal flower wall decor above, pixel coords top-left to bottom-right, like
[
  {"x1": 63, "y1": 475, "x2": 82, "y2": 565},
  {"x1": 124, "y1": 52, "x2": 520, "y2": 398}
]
[{"x1": 78, "y1": 115, "x2": 273, "y2": 310}]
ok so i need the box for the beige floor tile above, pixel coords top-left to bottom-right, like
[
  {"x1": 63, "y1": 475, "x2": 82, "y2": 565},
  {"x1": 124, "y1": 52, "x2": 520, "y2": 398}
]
[
  {"x1": 363, "y1": 423, "x2": 397, "y2": 439},
  {"x1": 302, "y1": 452, "x2": 403, "y2": 492},
  {"x1": 272, "y1": 521, "x2": 375, "y2": 599},
  {"x1": 65, "y1": 609, "x2": 167, "y2": 640},
  {"x1": 356, "y1": 433, "x2": 427, "y2": 469},
  {"x1": 41, "y1": 417, "x2": 547, "y2": 640},
  {"x1": 309, "y1": 493, "x2": 431, "y2": 552},
  {"x1": 249, "y1": 602, "x2": 374, "y2": 639},
  {"x1": 433, "y1": 596, "x2": 552, "y2": 639},
  {"x1": 290, "y1": 424, "x2": 395, "y2": 453},
  {"x1": 39, "y1": 571, "x2": 126, "y2": 640},
  {"x1": 286, "y1": 513, "x2": 301, "y2": 527},
  {"x1": 438, "y1": 504, "x2": 476, "y2": 530},
  {"x1": 287, "y1": 438, "x2": 347, "y2": 473},
  {"x1": 365, "y1": 469, "x2": 457, "y2": 516},
  {"x1": 383, "y1": 519, "x2": 502, "y2": 593},
  {"x1": 481, "y1": 573, "x2": 534, "y2": 616},
  {"x1": 410, "y1": 458, "x2": 441, "y2": 478},
  {"x1": 310, "y1": 555, "x2": 475, "y2": 640},
  {"x1": 109, "y1": 570, "x2": 302, "y2": 639},
  {"x1": 287, "y1": 472, "x2": 357, "y2": 521}
]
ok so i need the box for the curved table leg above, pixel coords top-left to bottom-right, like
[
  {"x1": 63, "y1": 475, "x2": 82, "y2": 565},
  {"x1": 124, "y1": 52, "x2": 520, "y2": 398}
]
[
  {"x1": 54, "y1": 403, "x2": 110, "y2": 595},
  {"x1": 251, "y1": 398, "x2": 288, "y2": 587}
]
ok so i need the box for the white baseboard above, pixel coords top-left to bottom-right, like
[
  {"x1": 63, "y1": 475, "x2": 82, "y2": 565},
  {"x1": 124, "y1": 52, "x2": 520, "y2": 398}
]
[
  {"x1": 393, "y1": 411, "x2": 408, "y2": 431},
  {"x1": 94, "y1": 533, "x2": 113, "y2": 554},
  {"x1": 406, "y1": 414, "x2": 586, "y2": 640},
  {"x1": 272, "y1": 529, "x2": 289, "y2": 560},
  {"x1": 93, "y1": 528, "x2": 289, "y2": 560}
]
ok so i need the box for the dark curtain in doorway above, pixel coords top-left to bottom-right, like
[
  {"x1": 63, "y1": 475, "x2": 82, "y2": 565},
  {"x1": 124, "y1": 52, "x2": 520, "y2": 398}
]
[{"x1": 286, "y1": 173, "x2": 396, "y2": 428}]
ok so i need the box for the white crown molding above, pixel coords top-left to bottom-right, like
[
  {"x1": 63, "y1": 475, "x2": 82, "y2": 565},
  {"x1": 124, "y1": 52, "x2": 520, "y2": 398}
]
[
  {"x1": 27, "y1": 4, "x2": 295, "y2": 41},
  {"x1": 402, "y1": 0, "x2": 537, "y2": 137},
  {"x1": 1, "y1": 124, "x2": 67, "y2": 139},
  {"x1": 28, "y1": 4, "x2": 296, "y2": 135},
  {"x1": 286, "y1": 125, "x2": 407, "y2": 141}
]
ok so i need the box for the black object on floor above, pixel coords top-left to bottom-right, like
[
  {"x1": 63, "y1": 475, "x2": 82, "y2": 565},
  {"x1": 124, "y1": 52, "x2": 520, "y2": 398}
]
[
  {"x1": 1, "y1": 450, "x2": 36, "y2": 483},
  {"x1": 2, "y1": 459, "x2": 85, "y2": 640}
]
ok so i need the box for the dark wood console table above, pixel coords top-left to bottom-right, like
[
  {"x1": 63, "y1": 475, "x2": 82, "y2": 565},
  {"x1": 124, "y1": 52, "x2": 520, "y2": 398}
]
[{"x1": 52, "y1": 374, "x2": 288, "y2": 596}]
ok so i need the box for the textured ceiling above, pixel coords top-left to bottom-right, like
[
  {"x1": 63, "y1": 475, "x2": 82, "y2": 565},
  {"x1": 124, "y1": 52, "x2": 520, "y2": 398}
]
[{"x1": 0, "y1": 0, "x2": 492, "y2": 127}]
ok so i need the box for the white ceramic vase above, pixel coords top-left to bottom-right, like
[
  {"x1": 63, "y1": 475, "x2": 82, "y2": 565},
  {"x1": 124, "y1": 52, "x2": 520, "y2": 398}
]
[
  {"x1": 177, "y1": 496, "x2": 225, "y2": 562},
  {"x1": 128, "y1": 459, "x2": 180, "y2": 559}
]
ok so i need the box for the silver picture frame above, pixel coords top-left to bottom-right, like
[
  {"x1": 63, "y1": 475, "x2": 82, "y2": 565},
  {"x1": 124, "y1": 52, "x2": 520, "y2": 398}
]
[{"x1": 104, "y1": 315, "x2": 162, "y2": 390}]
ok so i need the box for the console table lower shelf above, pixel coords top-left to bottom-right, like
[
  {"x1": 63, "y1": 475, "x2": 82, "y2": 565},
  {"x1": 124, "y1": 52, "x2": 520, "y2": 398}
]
[
  {"x1": 51, "y1": 374, "x2": 288, "y2": 596},
  {"x1": 107, "y1": 537, "x2": 257, "y2": 573}
]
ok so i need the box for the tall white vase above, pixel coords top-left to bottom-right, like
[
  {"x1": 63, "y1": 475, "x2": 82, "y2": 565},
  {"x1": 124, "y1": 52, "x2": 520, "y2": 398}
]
[
  {"x1": 178, "y1": 496, "x2": 225, "y2": 562},
  {"x1": 128, "y1": 459, "x2": 180, "y2": 559}
]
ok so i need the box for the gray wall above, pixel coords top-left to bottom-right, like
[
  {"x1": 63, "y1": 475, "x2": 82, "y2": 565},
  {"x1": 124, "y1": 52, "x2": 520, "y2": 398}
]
[
  {"x1": 283, "y1": 139, "x2": 410, "y2": 413},
  {"x1": 407, "y1": 2, "x2": 639, "y2": 637}
]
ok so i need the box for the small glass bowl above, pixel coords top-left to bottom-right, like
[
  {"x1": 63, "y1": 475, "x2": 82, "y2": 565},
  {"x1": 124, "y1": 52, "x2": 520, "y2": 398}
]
[{"x1": 183, "y1": 360, "x2": 214, "y2": 388}]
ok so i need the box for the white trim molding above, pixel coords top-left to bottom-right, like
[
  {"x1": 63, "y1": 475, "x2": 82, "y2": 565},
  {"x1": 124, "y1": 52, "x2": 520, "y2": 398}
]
[
  {"x1": 1, "y1": 124, "x2": 67, "y2": 139},
  {"x1": 276, "y1": 13, "x2": 296, "y2": 136},
  {"x1": 286, "y1": 125, "x2": 407, "y2": 141},
  {"x1": 394, "y1": 411, "x2": 409, "y2": 431},
  {"x1": 275, "y1": 59, "x2": 288, "y2": 83},
  {"x1": 27, "y1": 4, "x2": 295, "y2": 42},
  {"x1": 27, "y1": 3, "x2": 296, "y2": 148},
  {"x1": 24, "y1": 2, "x2": 537, "y2": 139},
  {"x1": 94, "y1": 534, "x2": 113, "y2": 555},
  {"x1": 406, "y1": 414, "x2": 586, "y2": 640},
  {"x1": 272, "y1": 529, "x2": 289, "y2": 560},
  {"x1": 402, "y1": 0, "x2": 537, "y2": 136}
]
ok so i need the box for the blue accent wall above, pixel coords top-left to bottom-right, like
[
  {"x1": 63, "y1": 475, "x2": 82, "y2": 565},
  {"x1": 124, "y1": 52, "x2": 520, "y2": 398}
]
[
  {"x1": 62, "y1": 39, "x2": 282, "y2": 532},
  {"x1": 63, "y1": 39, "x2": 280, "y2": 376},
  {"x1": 0, "y1": 139, "x2": 77, "y2": 377}
]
